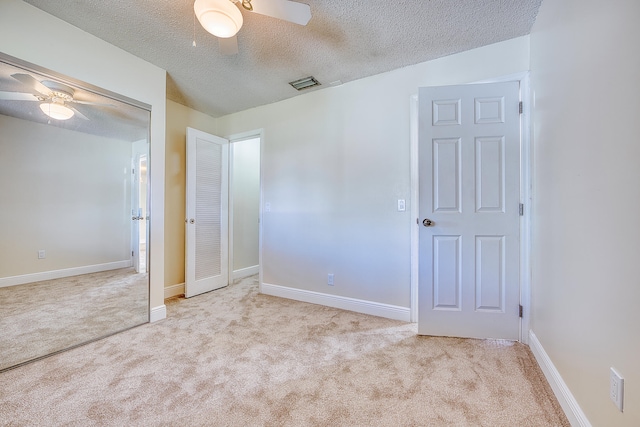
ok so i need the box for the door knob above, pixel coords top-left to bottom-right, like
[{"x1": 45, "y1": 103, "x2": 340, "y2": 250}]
[{"x1": 422, "y1": 218, "x2": 434, "y2": 227}]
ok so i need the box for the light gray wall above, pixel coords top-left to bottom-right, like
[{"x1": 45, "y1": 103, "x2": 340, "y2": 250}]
[
  {"x1": 0, "y1": 115, "x2": 132, "y2": 278},
  {"x1": 530, "y1": 0, "x2": 640, "y2": 425},
  {"x1": 217, "y1": 37, "x2": 530, "y2": 308},
  {"x1": 232, "y1": 137, "x2": 260, "y2": 273}
]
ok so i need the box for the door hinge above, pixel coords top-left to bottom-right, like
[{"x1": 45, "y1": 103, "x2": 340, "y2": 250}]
[
  {"x1": 132, "y1": 250, "x2": 134, "y2": 257},
  {"x1": 519, "y1": 304, "x2": 523, "y2": 318},
  {"x1": 416, "y1": 218, "x2": 419, "y2": 225},
  {"x1": 519, "y1": 101, "x2": 523, "y2": 114},
  {"x1": 519, "y1": 203, "x2": 524, "y2": 216}
]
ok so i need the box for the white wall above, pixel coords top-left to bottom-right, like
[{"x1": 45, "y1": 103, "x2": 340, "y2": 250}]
[
  {"x1": 529, "y1": 0, "x2": 640, "y2": 425},
  {"x1": 0, "y1": 115, "x2": 131, "y2": 278},
  {"x1": 231, "y1": 137, "x2": 260, "y2": 275},
  {"x1": 0, "y1": 0, "x2": 167, "y2": 312},
  {"x1": 217, "y1": 37, "x2": 530, "y2": 310}
]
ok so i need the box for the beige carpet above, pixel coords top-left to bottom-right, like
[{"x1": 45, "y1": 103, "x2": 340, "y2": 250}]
[
  {"x1": 0, "y1": 276, "x2": 569, "y2": 426},
  {"x1": 0, "y1": 268, "x2": 148, "y2": 371}
]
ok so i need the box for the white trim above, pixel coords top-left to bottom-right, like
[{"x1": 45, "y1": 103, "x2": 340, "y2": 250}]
[
  {"x1": 529, "y1": 330, "x2": 592, "y2": 427},
  {"x1": 164, "y1": 282, "x2": 185, "y2": 299},
  {"x1": 0, "y1": 260, "x2": 132, "y2": 288},
  {"x1": 519, "y1": 73, "x2": 532, "y2": 344},
  {"x1": 232, "y1": 265, "x2": 259, "y2": 280},
  {"x1": 150, "y1": 304, "x2": 167, "y2": 322},
  {"x1": 261, "y1": 282, "x2": 411, "y2": 322},
  {"x1": 228, "y1": 140, "x2": 236, "y2": 285},
  {"x1": 409, "y1": 94, "x2": 419, "y2": 323}
]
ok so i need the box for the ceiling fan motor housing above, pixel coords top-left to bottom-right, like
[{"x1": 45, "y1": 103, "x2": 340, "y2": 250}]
[{"x1": 194, "y1": 0, "x2": 244, "y2": 38}]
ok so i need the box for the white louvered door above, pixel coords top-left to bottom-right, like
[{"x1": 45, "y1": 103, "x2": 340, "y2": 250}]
[{"x1": 185, "y1": 127, "x2": 229, "y2": 298}]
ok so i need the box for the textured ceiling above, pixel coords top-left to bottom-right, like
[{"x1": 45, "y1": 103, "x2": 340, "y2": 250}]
[{"x1": 21, "y1": 0, "x2": 542, "y2": 118}]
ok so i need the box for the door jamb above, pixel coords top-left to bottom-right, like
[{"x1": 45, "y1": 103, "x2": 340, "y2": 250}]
[{"x1": 409, "y1": 73, "x2": 532, "y2": 343}]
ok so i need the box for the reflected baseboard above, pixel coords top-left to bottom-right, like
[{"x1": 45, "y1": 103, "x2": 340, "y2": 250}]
[{"x1": 0, "y1": 260, "x2": 133, "y2": 288}]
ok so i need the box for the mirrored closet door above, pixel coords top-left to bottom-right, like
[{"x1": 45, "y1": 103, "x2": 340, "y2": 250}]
[{"x1": 0, "y1": 53, "x2": 151, "y2": 371}]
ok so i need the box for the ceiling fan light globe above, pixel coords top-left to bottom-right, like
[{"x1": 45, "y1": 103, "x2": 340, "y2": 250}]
[
  {"x1": 194, "y1": 0, "x2": 243, "y2": 38},
  {"x1": 40, "y1": 102, "x2": 74, "y2": 120}
]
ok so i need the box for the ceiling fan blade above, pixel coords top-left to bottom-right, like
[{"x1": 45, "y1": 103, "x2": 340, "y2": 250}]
[
  {"x1": 10, "y1": 73, "x2": 53, "y2": 97},
  {"x1": 249, "y1": 0, "x2": 311, "y2": 25},
  {"x1": 219, "y1": 36, "x2": 239, "y2": 55},
  {"x1": 72, "y1": 100, "x2": 117, "y2": 108},
  {"x1": 68, "y1": 105, "x2": 89, "y2": 120},
  {"x1": 0, "y1": 91, "x2": 39, "y2": 101}
]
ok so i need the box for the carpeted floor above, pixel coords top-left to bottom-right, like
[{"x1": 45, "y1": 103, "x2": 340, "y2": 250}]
[
  {"x1": 0, "y1": 276, "x2": 569, "y2": 426},
  {"x1": 0, "y1": 268, "x2": 148, "y2": 371}
]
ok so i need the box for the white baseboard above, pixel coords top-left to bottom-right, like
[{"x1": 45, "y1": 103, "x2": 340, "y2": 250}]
[
  {"x1": 261, "y1": 282, "x2": 410, "y2": 322},
  {"x1": 528, "y1": 330, "x2": 591, "y2": 427},
  {"x1": 164, "y1": 282, "x2": 185, "y2": 299},
  {"x1": 0, "y1": 260, "x2": 133, "y2": 288},
  {"x1": 232, "y1": 265, "x2": 259, "y2": 280},
  {"x1": 150, "y1": 304, "x2": 166, "y2": 322}
]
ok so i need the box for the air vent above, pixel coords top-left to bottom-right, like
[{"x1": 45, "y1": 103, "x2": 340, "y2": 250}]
[{"x1": 289, "y1": 76, "x2": 321, "y2": 91}]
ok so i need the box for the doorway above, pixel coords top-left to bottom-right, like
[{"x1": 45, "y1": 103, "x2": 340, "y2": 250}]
[{"x1": 229, "y1": 136, "x2": 261, "y2": 282}]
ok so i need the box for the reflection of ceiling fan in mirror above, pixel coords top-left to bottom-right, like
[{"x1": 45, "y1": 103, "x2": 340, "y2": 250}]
[
  {"x1": 194, "y1": 0, "x2": 311, "y2": 55},
  {"x1": 0, "y1": 73, "x2": 114, "y2": 121}
]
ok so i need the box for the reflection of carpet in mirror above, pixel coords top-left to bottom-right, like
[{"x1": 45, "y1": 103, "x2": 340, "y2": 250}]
[
  {"x1": 0, "y1": 268, "x2": 148, "y2": 371},
  {"x1": 0, "y1": 275, "x2": 568, "y2": 426}
]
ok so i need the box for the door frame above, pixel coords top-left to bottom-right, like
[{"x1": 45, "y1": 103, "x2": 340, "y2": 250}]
[
  {"x1": 226, "y1": 129, "x2": 264, "y2": 288},
  {"x1": 409, "y1": 72, "x2": 532, "y2": 343}
]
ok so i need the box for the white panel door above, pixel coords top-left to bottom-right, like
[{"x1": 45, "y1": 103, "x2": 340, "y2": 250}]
[
  {"x1": 418, "y1": 82, "x2": 520, "y2": 340},
  {"x1": 185, "y1": 127, "x2": 229, "y2": 298}
]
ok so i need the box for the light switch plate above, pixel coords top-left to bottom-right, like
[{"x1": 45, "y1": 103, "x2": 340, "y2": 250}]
[
  {"x1": 397, "y1": 199, "x2": 406, "y2": 212},
  {"x1": 610, "y1": 367, "x2": 624, "y2": 412}
]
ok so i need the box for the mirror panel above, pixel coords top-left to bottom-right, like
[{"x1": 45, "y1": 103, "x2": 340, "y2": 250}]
[{"x1": 0, "y1": 53, "x2": 150, "y2": 371}]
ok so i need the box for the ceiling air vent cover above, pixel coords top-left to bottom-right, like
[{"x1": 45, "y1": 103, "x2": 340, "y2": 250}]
[{"x1": 289, "y1": 76, "x2": 321, "y2": 91}]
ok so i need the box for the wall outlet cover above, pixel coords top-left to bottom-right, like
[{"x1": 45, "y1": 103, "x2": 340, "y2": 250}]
[{"x1": 610, "y1": 367, "x2": 624, "y2": 412}]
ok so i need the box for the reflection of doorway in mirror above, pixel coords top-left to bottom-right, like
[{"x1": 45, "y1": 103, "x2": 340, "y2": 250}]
[
  {"x1": 138, "y1": 155, "x2": 147, "y2": 272},
  {"x1": 131, "y1": 140, "x2": 149, "y2": 274}
]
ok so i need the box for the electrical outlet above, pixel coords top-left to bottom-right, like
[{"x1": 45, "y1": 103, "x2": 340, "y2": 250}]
[
  {"x1": 327, "y1": 274, "x2": 334, "y2": 286},
  {"x1": 610, "y1": 367, "x2": 624, "y2": 412},
  {"x1": 397, "y1": 199, "x2": 406, "y2": 212},
  {"x1": 37, "y1": 250, "x2": 46, "y2": 259}
]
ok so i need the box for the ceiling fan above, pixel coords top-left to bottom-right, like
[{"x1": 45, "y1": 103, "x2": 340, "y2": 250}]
[
  {"x1": 194, "y1": 0, "x2": 312, "y2": 55},
  {"x1": 0, "y1": 73, "x2": 112, "y2": 121}
]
